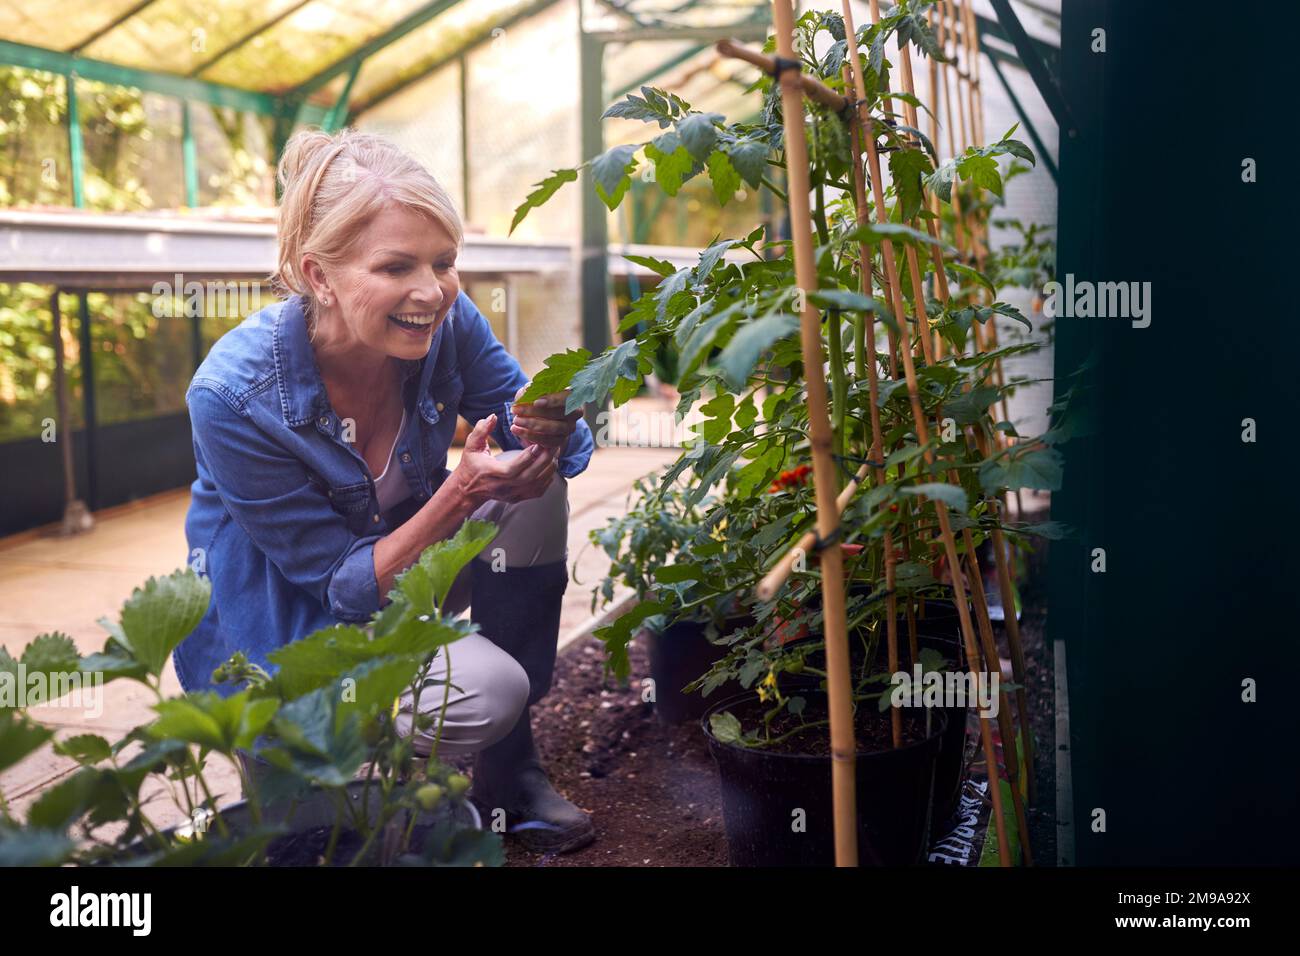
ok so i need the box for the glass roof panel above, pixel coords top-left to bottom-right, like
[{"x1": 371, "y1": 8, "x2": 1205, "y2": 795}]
[
  {"x1": 198, "y1": 0, "x2": 440, "y2": 92},
  {"x1": 592, "y1": 0, "x2": 768, "y2": 31},
  {"x1": 79, "y1": 0, "x2": 309, "y2": 77},
  {"x1": 0, "y1": 0, "x2": 145, "y2": 50},
  {"x1": 347, "y1": 0, "x2": 538, "y2": 112}
]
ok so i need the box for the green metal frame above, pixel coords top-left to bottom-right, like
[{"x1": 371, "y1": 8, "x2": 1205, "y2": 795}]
[{"x1": 0, "y1": 37, "x2": 326, "y2": 121}]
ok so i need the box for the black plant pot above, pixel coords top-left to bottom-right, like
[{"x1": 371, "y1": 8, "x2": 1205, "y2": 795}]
[
  {"x1": 889, "y1": 633, "x2": 970, "y2": 831},
  {"x1": 777, "y1": 625, "x2": 969, "y2": 833},
  {"x1": 645, "y1": 615, "x2": 750, "y2": 724},
  {"x1": 115, "y1": 779, "x2": 481, "y2": 866},
  {"x1": 702, "y1": 691, "x2": 945, "y2": 866},
  {"x1": 897, "y1": 596, "x2": 965, "y2": 643}
]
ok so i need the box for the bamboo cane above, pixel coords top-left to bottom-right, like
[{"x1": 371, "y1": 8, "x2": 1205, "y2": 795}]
[
  {"x1": 891, "y1": 11, "x2": 1036, "y2": 865},
  {"x1": 851, "y1": 0, "x2": 1011, "y2": 865},
  {"x1": 972, "y1": 425, "x2": 1038, "y2": 804},
  {"x1": 844, "y1": 62, "x2": 902, "y2": 749},
  {"x1": 770, "y1": 0, "x2": 856, "y2": 867}
]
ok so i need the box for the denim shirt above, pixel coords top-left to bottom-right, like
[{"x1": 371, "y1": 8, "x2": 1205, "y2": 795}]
[{"x1": 174, "y1": 291, "x2": 593, "y2": 695}]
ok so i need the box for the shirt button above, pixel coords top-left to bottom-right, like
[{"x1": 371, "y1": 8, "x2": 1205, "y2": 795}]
[
  {"x1": 318, "y1": 415, "x2": 330, "y2": 428},
  {"x1": 372, "y1": 514, "x2": 380, "y2": 523},
  {"x1": 400, "y1": 452, "x2": 412, "y2": 463},
  {"x1": 435, "y1": 401, "x2": 444, "y2": 412}
]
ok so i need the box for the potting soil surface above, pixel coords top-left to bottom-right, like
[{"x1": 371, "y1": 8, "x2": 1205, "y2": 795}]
[{"x1": 452, "y1": 608, "x2": 1055, "y2": 867}]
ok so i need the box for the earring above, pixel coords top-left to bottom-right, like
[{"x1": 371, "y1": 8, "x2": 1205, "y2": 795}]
[{"x1": 321, "y1": 294, "x2": 331, "y2": 307}]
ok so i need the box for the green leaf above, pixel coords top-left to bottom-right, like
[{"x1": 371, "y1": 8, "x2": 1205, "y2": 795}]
[
  {"x1": 808, "y1": 289, "x2": 887, "y2": 313},
  {"x1": 53, "y1": 733, "x2": 112, "y2": 765},
  {"x1": 116, "y1": 570, "x2": 211, "y2": 678},
  {"x1": 653, "y1": 564, "x2": 703, "y2": 584},
  {"x1": 989, "y1": 300, "x2": 1032, "y2": 331},
  {"x1": 958, "y1": 153, "x2": 1002, "y2": 196},
  {"x1": 946, "y1": 261, "x2": 995, "y2": 296},
  {"x1": 0, "y1": 709, "x2": 52, "y2": 772},
  {"x1": 944, "y1": 386, "x2": 1001, "y2": 425},
  {"x1": 717, "y1": 311, "x2": 800, "y2": 390},
  {"x1": 517, "y1": 348, "x2": 591, "y2": 404},
  {"x1": 893, "y1": 560, "x2": 937, "y2": 591},
  {"x1": 924, "y1": 159, "x2": 958, "y2": 202},
  {"x1": 150, "y1": 690, "x2": 278, "y2": 754},
  {"x1": 334, "y1": 657, "x2": 422, "y2": 736},
  {"x1": 621, "y1": 253, "x2": 676, "y2": 278},
  {"x1": 709, "y1": 711, "x2": 743, "y2": 744},
  {"x1": 509, "y1": 166, "x2": 578, "y2": 235},
  {"x1": 726, "y1": 138, "x2": 769, "y2": 189},
  {"x1": 1016, "y1": 521, "x2": 1071, "y2": 540},
  {"x1": 840, "y1": 220, "x2": 950, "y2": 253},
  {"x1": 698, "y1": 392, "x2": 735, "y2": 443},
  {"x1": 706, "y1": 150, "x2": 741, "y2": 206},
  {"x1": 592, "y1": 143, "x2": 639, "y2": 209},
  {"x1": 889, "y1": 147, "x2": 932, "y2": 221},
  {"x1": 0, "y1": 827, "x2": 74, "y2": 866},
  {"x1": 695, "y1": 239, "x2": 737, "y2": 284},
  {"x1": 594, "y1": 599, "x2": 671, "y2": 680},
  {"x1": 415, "y1": 519, "x2": 499, "y2": 612},
  {"x1": 263, "y1": 687, "x2": 368, "y2": 787},
  {"x1": 20, "y1": 633, "x2": 79, "y2": 675},
  {"x1": 902, "y1": 482, "x2": 968, "y2": 512},
  {"x1": 569, "y1": 339, "x2": 641, "y2": 412},
  {"x1": 645, "y1": 135, "x2": 694, "y2": 196},
  {"x1": 678, "y1": 112, "x2": 723, "y2": 161},
  {"x1": 979, "y1": 448, "x2": 1064, "y2": 495},
  {"x1": 654, "y1": 267, "x2": 692, "y2": 324},
  {"x1": 602, "y1": 87, "x2": 684, "y2": 127}
]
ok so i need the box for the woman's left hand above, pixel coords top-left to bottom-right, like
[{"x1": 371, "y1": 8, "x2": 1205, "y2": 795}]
[{"x1": 509, "y1": 386, "x2": 582, "y2": 458}]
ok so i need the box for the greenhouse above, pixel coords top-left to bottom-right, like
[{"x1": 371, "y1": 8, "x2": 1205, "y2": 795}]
[{"x1": 0, "y1": 0, "x2": 1290, "y2": 907}]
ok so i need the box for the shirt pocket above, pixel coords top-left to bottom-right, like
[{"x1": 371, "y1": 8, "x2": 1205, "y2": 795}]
[
  {"x1": 419, "y1": 371, "x2": 465, "y2": 426},
  {"x1": 323, "y1": 478, "x2": 374, "y2": 535}
]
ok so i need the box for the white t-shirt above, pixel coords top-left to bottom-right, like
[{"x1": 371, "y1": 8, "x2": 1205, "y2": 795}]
[{"x1": 370, "y1": 406, "x2": 411, "y2": 514}]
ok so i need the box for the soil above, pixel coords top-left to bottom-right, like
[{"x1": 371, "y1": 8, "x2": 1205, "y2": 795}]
[
  {"x1": 448, "y1": 634, "x2": 730, "y2": 867},
  {"x1": 448, "y1": 514, "x2": 1058, "y2": 867}
]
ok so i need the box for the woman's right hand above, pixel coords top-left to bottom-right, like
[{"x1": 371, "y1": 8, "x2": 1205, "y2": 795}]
[{"x1": 450, "y1": 414, "x2": 559, "y2": 509}]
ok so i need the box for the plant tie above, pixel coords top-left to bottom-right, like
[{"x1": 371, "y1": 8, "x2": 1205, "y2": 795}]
[
  {"x1": 810, "y1": 523, "x2": 843, "y2": 555},
  {"x1": 770, "y1": 56, "x2": 802, "y2": 81}
]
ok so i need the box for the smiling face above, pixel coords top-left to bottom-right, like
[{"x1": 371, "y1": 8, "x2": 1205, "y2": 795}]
[{"x1": 304, "y1": 203, "x2": 460, "y2": 361}]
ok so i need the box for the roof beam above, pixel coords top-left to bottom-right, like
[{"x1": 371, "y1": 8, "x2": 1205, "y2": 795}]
[{"x1": 67, "y1": 0, "x2": 162, "y2": 55}]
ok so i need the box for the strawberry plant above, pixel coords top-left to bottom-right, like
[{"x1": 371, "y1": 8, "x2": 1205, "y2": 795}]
[{"x1": 0, "y1": 520, "x2": 504, "y2": 867}]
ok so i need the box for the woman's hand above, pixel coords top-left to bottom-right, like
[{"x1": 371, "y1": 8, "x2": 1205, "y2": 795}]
[
  {"x1": 451, "y1": 414, "x2": 558, "y2": 508},
  {"x1": 508, "y1": 386, "x2": 583, "y2": 456}
]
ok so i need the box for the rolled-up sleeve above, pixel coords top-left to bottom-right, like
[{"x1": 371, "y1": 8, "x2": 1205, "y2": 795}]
[
  {"x1": 455, "y1": 294, "x2": 594, "y2": 479},
  {"x1": 187, "y1": 384, "x2": 381, "y2": 622}
]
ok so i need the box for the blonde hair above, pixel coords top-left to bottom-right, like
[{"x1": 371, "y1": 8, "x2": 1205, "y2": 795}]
[{"x1": 270, "y1": 127, "x2": 464, "y2": 332}]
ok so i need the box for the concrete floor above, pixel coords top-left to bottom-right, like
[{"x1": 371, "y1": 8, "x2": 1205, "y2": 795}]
[{"x1": 0, "y1": 444, "x2": 677, "y2": 831}]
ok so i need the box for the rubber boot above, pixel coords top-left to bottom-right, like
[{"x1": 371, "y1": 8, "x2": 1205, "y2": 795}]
[{"x1": 467, "y1": 558, "x2": 595, "y2": 853}]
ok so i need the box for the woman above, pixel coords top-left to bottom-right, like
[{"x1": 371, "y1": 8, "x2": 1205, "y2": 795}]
[{"x1": 175, "y1": 128, "x2": 596, "y2": 853}]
